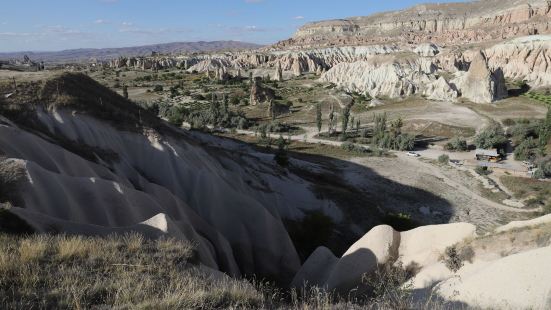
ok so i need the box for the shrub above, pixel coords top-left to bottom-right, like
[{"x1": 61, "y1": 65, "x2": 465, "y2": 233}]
[
  {"x1": 444, "y1": 136, "x2": 468, "y2": 152},
  {"x1": 381, "y1": 213, "x2": 420, "y2": 231},
  {"x1": 438, "y1": 154, "x2": 450, "y2": 164},
  {"x1": 274, "y1": 136, "x2": 289, "y2": 167},
  {"x1": 536, "y1": 157, "x2": 551, "y2": 178},
  {"x1": 514, "y1": 137, "x2": 538, "y2": 161},
  {"x1": 474, "y1": 121, "x2": 508, "y2": 149},
  {"x1": 475, "y1": 165, "x2": 491, "y2": 176},
  {"x1": 153, "y1": 85, "x2": 163, "y2": 92},
  {"x1": 502, "y1": 118, "x2": 516, "y2": 126},
  {"x1": 394, "y1": 133, "x2": 415, "y2": 151},
  {"x1": 191, "y1": 93, "x2": 206, "y2": 100},
  {"x1": 341, "y1": 142, "x2": 369, "y2": 154},
  {"x1": 443, "y1": 246, "x2": 463, "y2": 272}
]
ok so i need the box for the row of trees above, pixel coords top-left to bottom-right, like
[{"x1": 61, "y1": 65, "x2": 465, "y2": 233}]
[
  {"x1": 314, "y1": 103, "x2": 414, "y2": 151},
  {"x1": 316, "y1": 103, "x2": 361, "y2": 137},
  {"x1": 371, "y1": 113, "x2": 415, "y2": 151}
]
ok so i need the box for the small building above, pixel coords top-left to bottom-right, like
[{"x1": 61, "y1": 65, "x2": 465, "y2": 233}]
[{"x1": 475, "y1": 149, "x2": 501, "y2": 162}]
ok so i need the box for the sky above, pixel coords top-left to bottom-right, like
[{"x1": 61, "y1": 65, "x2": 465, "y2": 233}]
[{"x1": 0, "y1": 0, "x2": 467, "y2": 52}]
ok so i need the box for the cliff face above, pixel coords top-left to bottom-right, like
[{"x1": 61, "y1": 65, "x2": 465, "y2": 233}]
[{"x1": 277, "y1": 0, "x2": 551, "y2": 49}]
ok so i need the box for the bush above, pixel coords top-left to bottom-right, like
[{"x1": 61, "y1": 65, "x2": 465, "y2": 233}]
[
  {"x1": 443, "y1": 246, "x2": 464, "y2": 272},
  {"x1": 475, "y1": 165, "x2": 491, "y2": 176},
  {"x1": 536, "y1": 157, "x2": 551, "y2": 178},
  {"x1": 444, "y1": 136, "x2": 468, "y2": 152},
  {"x1": 341, "y1": 142, "x2": 369, "y2": 154},
  {"x1": 514, "y1": 137, "x2": 538, "y2": 161},
  {"x1": 153, "y1": 85, "x2": 163, "y2": 92},
  {"x1": 474, "y1": 122, "x2": 508, "y2": 149},
  {"x1": 274, "y1": 136, "x2": 289, "y2": 167},
  {"x1": 394, "y1": 133, "x2": 415, "y2": 151},
  {"x1": 381, "y1": 213, "x2": 420, "y2": 231},
  {"x1": 191, "y1": 93, "x2": 206, "y2": 100},
  {"x1": 503, "y1": 118, "x2": 516, "y2": 126},
  {"x1": 510, "y1": 123, "x2": 539, "y2": 144},
  {"x1": 438, "y1": 154, "x2": 450, "y2": 164}
]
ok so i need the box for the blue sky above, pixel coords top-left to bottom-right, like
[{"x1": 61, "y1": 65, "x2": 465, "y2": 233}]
[{"x1": 0, "y1": 0, "x2": 466, "y2": 52}]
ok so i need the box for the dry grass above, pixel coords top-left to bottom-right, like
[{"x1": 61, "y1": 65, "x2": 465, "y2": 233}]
[
  {"x1": 0, "y1": 233, "x2": 263, "y2": 309},
  {"x1": 0, "y1": 232, "x2": 461, "y2": 309},
  {"x1": 56, "y1": 235, "x2": 90, "y2": 261},
  {"x1": 500, "y1": 175, "x2": 551, "y2": 212},
  {"x1": 18, "y1": 237, "x2": 48, "y2": 263},
  {"x1": 0, "y1": 157, "x2": 26, "y2": 206}
]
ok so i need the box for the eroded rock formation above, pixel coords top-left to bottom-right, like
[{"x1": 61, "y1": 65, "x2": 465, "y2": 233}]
[
  {"x1": 250, "y1": 77, "x2": 275, "y2": 105},
  {"x1": 452, "y1": 51, "x2": 508, "y2": 103},
  {"x1": 276, "y1": 0, "x2": 551, "y2": 49}
]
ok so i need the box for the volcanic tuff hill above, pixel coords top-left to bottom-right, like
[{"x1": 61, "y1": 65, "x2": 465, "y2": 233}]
[{"x1": 274, "y1": 0, "x2": 551, "y2": 49}]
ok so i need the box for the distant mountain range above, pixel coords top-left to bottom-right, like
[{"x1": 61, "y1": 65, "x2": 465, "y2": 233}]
[{"x1": 0, "y1": 41, "x2": 262, "y2": 64}]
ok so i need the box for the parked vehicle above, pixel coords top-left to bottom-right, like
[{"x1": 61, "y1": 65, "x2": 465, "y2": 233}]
[{"x1": 406, "y1": 151, "x2": 420, "y2": 157}]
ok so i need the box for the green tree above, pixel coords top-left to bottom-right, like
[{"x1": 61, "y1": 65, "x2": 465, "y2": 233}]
[
  {"x1": 328, "y1": 104, "x2": 336, "y2": 134},
  {"x1": 316, "y1": 103, "x2": 322, "y2": 133},
  {"x1": 395, "y1": 133, "x2": 416, "y2": 151},
  {"x1": 474, "y1": 121, "x2": 508, "y2": 149},
  {"x1": 514, "y1": 137, "x2": 538, "y2": 161},
  {"x1": 373, "y1": 113, "x2": 388, "y2": 145},
  {"x1": 274, "y1": 135, "x2": 289, "y2": 167},
  {"x1": 341, "y1": 105, "x2": 351, "y2": 136},
  {"x1": 445, "y1": 136, "x2": 468, "y2": 152},
  {"x1": 209, "y1": 93, "x2": 220, "y2": 125},
  {"x1": 389, "y1": 117, "x2": 403, "y2": 139},
  {"x1": 539, "y1": 108, "x2": 551, "y2": 152}
]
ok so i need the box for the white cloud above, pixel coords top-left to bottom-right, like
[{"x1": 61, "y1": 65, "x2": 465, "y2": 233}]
[
  {"x1": 121, "y1": 22, "x2": 133, "y2": 26},
  {"x1": 245, "y1": 0, "x2": 263, "y2": 3},
  {"x1": 94, "y1": 19, "x2": 108, "y2": 24},
  {"x1": 293, "y1": 16, "x2": 304, "y2": 20}
]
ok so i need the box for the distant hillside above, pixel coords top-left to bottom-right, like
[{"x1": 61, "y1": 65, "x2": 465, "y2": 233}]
[
  {"x1": 273, "y1": 0, "x2": 551, "y2": 49},
  {"x1": 0, "y1": 41, "x2": 262, "y2": 64}
]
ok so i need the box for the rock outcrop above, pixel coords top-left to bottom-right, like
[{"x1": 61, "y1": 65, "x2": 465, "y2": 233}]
[
  {"x1": 250, "y1": 77, "x2": 275, "y2": 105},
  {"x1": 485, "y1": 35, "x2": 551, "y2": 87},
  {"x1": 413, "y1": 43, "x2": 440, "y2": 57},
  {"x1": 452, "y1": 51, "x2": 508, "y2": 103},
  {"x1": 292, "y1": 217, "x2": 551, "y2": 309},
  {"x1": 423, "y1": 76, "x2": 458, "y2": 101},
  {"x1": 274, "y1": 62, "x2": 283, "y2": 81},
  {"x1": 292, "y1": 59, "x2": 302, "y2": 77},
  {"x1": 292, "y1": 223, "x2": 476, "y2": 293},
  {"x1": 320, "y1": 56, "x2": 435, "y2": 99},
  {"x1": 437, "y1": 245, "x2": 551, "y2": 310}
]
